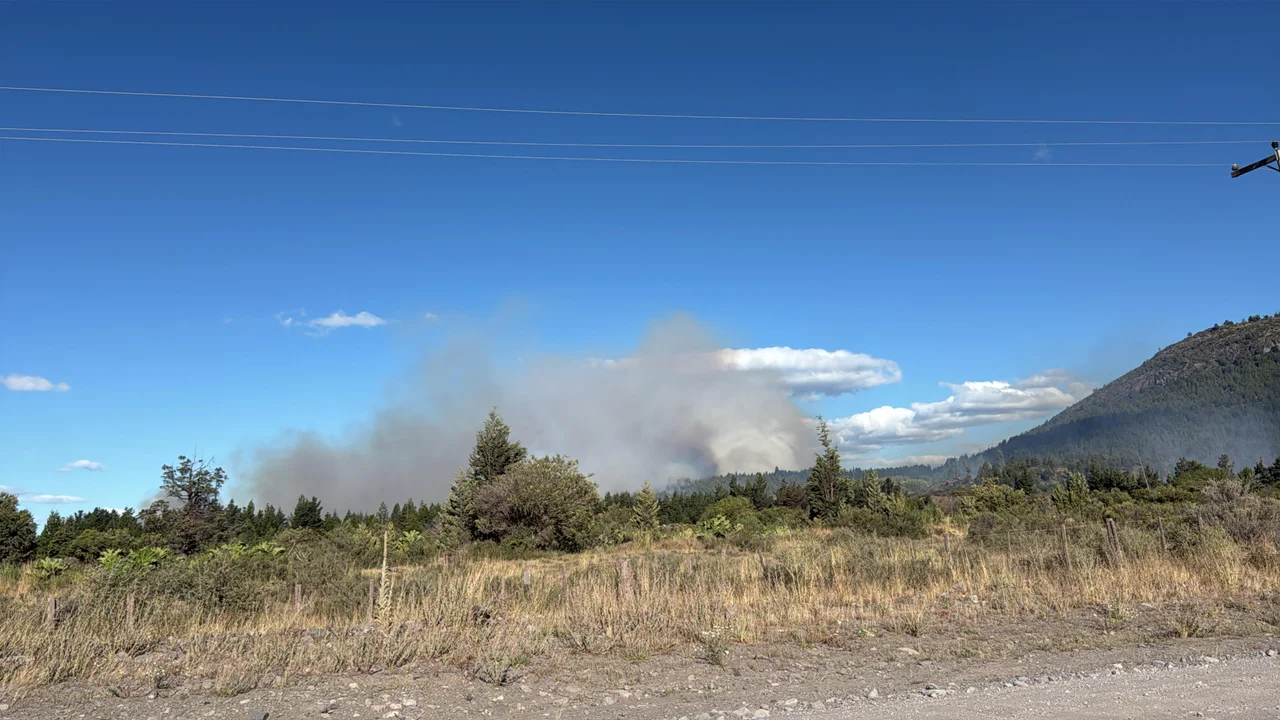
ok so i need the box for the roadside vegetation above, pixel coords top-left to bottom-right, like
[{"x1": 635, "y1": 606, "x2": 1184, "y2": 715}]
[{"x1": 3, "y1": 411, "x2": 1280, "y2": 693}]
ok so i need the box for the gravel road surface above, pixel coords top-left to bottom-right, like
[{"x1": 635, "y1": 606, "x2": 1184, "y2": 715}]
[
  {"x1": 817, "y1": 655, "x2": 1280, "y2": 719},
  {"x1": 3, "y1": 643, "x2": 1278, "y2": 719}
]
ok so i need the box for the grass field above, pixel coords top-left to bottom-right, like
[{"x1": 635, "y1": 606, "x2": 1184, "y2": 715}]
[{"x1": 2, "y1": 522, "x2": 1278, "y2": 695}]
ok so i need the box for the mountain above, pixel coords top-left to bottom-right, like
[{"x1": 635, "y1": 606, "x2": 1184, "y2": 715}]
[
  {"x1": 990, "y1": 314, "x2": 1280, "y2": 467},
  {"x1": 896, "y1": 314, "x2": 1280, "y2": 481},
  {"x1": 671, "y1": 315, "x2": 1280, "y2": 492}
]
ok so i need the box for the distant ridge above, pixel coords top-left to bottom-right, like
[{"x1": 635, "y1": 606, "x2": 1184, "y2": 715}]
[{"x1": 884, "y1": 314, "x2": 1280, "y2": 482}]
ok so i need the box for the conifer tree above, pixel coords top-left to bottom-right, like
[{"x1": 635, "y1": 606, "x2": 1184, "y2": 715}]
[
  {"x1": 805, "y1": 418, "x2": 850, "y2": 522},
  {"x1": 631, "y1": 481, "x2": 660, "y2": 530},
  {"x1": 468, "y1": 408, "x2": 527, "y2": 486},
  {"x1": 445, "y1": 408, "x2": 527, "y2": 543}
]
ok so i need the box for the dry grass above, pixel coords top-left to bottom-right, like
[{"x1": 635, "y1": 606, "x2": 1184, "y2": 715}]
[{"x1": 2, "y1": 526, "x2": 1277, "y2": 695}]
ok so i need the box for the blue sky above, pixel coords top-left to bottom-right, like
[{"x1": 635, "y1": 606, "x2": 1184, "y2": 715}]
[{"x1": 2, "y1": 2, "x2": 1278, "y2": 516}]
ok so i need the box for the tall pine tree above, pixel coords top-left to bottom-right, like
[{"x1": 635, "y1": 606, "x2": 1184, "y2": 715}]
[
  {"x1": 631, "y1": 481, "x2": 660, "y2": 530},
  {"x1": 805, "y1": 418, "x2": 850, "y2": 522},
  {"x1": 444, "y1": 409, "x2": 527, "y2": 544}
]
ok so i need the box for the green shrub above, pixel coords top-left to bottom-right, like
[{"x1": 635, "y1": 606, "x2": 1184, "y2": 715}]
[
  {"x1": 1196, "y1": 477, "x2": 1280, "y2": 543},
  {"x1": 834, "y1": 505, "x2": 931, "y2": 539},
  {"x1": 473, "y1": 455, "x2": 599, "y2": 552},
  {"x1": 968, "y1": 479, "x2": 1027, "y2": 513},
  {"x1": 33, "y1": 557, "x2": 68, "y2": 580},
  {"x1": 699, "y1": 496, "x2": 762, "y2": 534},
  {"x1": 588, "y1": 505, "x2": 636, "y2": 548},
  {"x1": 759, "y1": 506, "x2": 808, "y2": 529},
  {"x1": 697, "y1": 514, "x2": 733, "y2": 539}
]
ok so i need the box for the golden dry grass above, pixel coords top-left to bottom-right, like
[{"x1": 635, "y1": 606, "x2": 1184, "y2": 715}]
[{"x1": 2, "y1": 525, "x2": 1278, "y2": 695}]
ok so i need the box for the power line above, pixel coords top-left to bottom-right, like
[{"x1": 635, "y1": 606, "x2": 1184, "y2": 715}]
[
  {"x1": 0, "y1": 126, "x2": 1267, "y2": 150},
  {"x1": 0, "y1": 135, "x2": 1223, "y2": 167},
  {"x1": 3, "y1": 85, "x2": 1278, "y2": 126}
]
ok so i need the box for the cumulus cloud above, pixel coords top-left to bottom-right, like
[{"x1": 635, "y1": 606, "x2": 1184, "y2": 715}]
[
  {"x1": 56, "y1": 460, "x2": 105, "y2": 472},
  {"x1": 24, "y1": 494, "x2": 86, "y2": 504},
  {"x1": 719, "y1": 347, "x2": 901, "y2": 397},
  {"x1": 830, "y1": 370, "x2": 1094, "y2": 452},
  {"x1": 0, "y1": 485, "x2": 87, "y2": 505},
  {"x1": 589, "y1": 347, "x2": 900, "y2": 398},
  {"x1": 2, "y1": 374, "x2": 70, "y2": 392},
  {"x1": 277, "y1": 309, "x2": 388, "y2": 336}
]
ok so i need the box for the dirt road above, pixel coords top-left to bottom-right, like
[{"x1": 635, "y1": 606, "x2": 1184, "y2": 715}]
[
  {"x1": 3, "y1": 639, "x2": 1278, "y2": 719},
  {"x1": 822, "y1": 655, "x2": 1280, "y2": 719}
]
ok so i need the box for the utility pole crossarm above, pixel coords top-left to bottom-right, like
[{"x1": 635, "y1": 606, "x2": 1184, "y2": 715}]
[{"x1": 1230, "y1": 141, "x2": 1280, "y2": 178}]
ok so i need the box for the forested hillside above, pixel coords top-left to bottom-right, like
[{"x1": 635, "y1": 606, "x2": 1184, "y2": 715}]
[
  {"x1": 876, "y1": 314, "x2": 1280, "y2": 484},
  {"x1": 993, "y1": 314, "x2": 1280, "y2": 466}
]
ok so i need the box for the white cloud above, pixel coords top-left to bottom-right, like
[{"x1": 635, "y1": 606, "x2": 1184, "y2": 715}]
[
  {"x1": 2, "y1": 374, "x2": 70, "y2": 392},
  {"x1": 56, "y1": 460, "x2": 105, "y2": 472},
  {"x1": 24, "y1": 494, "x2": 86, "y2": 504},
  {"x1": 308, "y1": 310, "x2": 386, "y2": 330},
  {"x1": 1034, "y1": 145, "x2": 1053, "y2": 162},
  {"x1": 719, "y1": 347, "x2": 901, "y2": 397},
  {"x1": 423, "y1": 312, "x2": 439, "y2": 322},
  {"x1": 276, "y1": 309, "x2": 306, "y2": 328},
  {"x1": 277, "y1": 309, "x2": 388, "y2": 336},
  {"x1": 830, "y1": 370, "x2": 1094, "y2": 452},
  {"x1": 587, "y1": 347, "x2": 900, "y2": 398},
  {"x1": 0, "y1": 485, "x2": 87, "y2": 504},
  {"x1": 830, "y1": 405, "x2": 963, "y2": 451}
]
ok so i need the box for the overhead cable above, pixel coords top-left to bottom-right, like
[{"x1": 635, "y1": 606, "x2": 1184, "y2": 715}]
[
  {"x1": 2, "y1": 86, "x2": 1278, "y2": 126},
  {"x1": 0, "y1": 135, "x2": 1223, "y2": 166},
  {"x1": 0, "y1": 126, "x2": 1267, "y2": 150}
]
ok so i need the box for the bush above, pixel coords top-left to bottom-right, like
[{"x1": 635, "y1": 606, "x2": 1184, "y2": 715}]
[
  {"x1": 759, "y1": 506, "x2": 808, "y2": 529},
  {"x1": 589, "y1": 505, "x2": 636, "y2": 548},
  {"x1": 834, "y1": 505, "x2": 931, "y2": 538},
  {"x1": 699, "y1": 496, "x2": 762, "y2": 534},
  {"x1": 474, "y1": 455, "x2": 599, "y2": 552},
  {"x1": 1197, "y1": 477, "x2": 1280, "y2": 543},
  {"x1": 0, "y1": 493, "x2": 36, "y2": 564},
  {"x1": 968, "y1": 479, "x2": 1027, "y2": 513}
]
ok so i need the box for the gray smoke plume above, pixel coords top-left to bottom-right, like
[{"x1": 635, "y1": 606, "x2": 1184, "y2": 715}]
[{"x1": 237, "y1": 314, "x2": 811, "y2": 511}]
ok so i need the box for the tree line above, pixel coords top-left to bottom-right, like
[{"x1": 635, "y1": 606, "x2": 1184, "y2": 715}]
[{"x1": 4, "y1": 410, "x2": 1280, "y2": 565}]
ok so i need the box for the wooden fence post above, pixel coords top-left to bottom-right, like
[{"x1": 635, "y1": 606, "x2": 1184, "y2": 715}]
[
  {"x1": 366, "y1": 576, "x2": 376, "y2": 622},
  {"x1": 618, "y1": 557, "x2": 633, "y2": 601},
  {"x1": 1158, "y1": 517, "x2": 1169, "y2": 554},
  {"x1": 522, "y1": 566, "x2": 532, "y2": 595},
  {"x1": 125, "y1": 593, "x2": 135, "y2": 631},
  {"x1": 1106, "y1": 518, "x2": 1122, "y2": 558},
  {"x1": 1060, "y1": 524, "x2": 1073, "y2": 572},
  {"x1": 294, "y1": 583, "x2": 302, "y2": 612},
  {"x1": 45, "y1": 596, "x2": 57, "y2": 627}
]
